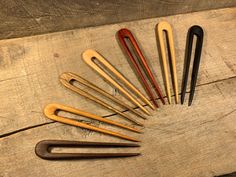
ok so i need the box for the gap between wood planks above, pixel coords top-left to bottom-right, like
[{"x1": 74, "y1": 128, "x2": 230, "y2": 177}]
[
  {"x1": 0, "y1": 75, "x2": 235, "y2": 139},
  {"x1": 215, "y1": 171, "x2": 236, "y2": 177}
]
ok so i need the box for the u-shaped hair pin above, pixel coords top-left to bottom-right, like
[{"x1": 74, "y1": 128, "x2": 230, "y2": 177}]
[
  {"x1": 35, "y1": 140, "x2": 140, "y2": 160},
  {"x1": 44, "y1": 103, "x2": 140, "y2": 142},
  {"x1": 117, "y1": 28, "x2": 165, "y2": 108},
  {"x1": 82, "y1": 49, "x2": 153, "y2": 115},
  {"x1": 181, "y1": 25, "x2": 204, "y2": 106},
  {"x1": 60, "y1": 72, "x2": 145, "y2": 126},
  {"x1": 157, "y1": 21, "x2": 178, "y2": 104}
]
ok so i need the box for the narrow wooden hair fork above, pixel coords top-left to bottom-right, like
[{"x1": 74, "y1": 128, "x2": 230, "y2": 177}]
[
  {"x1": 181, "y1": 25, "x2": 204, "y2": 106},
  {"x1": 44, "y1": 103, "x2": 140, "y2": 142},
  {"x1": 157, "y1": 21, "x2": 178, "y2": 104},
  {"x1": 35, "y1": 140, "x2": 140, "y2": 160},
  {"x1": 117, "y1": 28, "x2": 165, "y2": 108},
  {"x1": 82, "y1": 49, "x2": 153, "y2": 115},
  {"x1": 60, "y1": 72, "x2": 145, "y2": 126}
]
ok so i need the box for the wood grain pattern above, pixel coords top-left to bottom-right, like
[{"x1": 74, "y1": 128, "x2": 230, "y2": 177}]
[
  {"x1": 0, "y1": 0, "x2": 236, "y2": 40},
  {"x1": 60, "y1": 72, "x2": 144, "y2": 125},
  {"x1": 0, "y1": 7, "x2": 236, "y2": 177}
]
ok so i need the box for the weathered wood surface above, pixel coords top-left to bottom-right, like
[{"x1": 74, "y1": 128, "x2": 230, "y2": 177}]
[
  {"x1": 1, "y1": 0, "x2": 236, "y2": 40},
  {"x1": 0, "y1": 7, "x2": 236, "y2": 177}
]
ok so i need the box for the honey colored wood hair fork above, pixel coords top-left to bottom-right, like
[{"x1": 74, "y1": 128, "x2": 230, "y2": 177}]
[{"x1": 157, "y1": 21, "x2": 178, "y2": 104}]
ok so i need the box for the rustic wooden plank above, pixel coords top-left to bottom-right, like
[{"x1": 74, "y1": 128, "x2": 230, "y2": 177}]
[
  {"x1": 0, "y1": 0, "x2": 236, "y2": 39},
  {"x1": 0, "y1": 0, "x2": 44, "y2": 39},
  {"x1": 0, "y1": 7, "x2": 235, "y2": 177},
  {"x1": 0, "y1": 77, "x2": 235, "y2": 177},
  {"x1": 0, "y1": 7, "x2": 235, "y2": 136}
]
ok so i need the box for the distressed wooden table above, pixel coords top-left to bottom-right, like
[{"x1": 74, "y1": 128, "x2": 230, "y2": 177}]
[{"x1": 0, "y1": 8, "x2": 236, "y2": 177}]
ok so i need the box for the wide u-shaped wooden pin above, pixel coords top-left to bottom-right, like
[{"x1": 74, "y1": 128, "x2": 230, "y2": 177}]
[
  {"x1": 60, "y1": 72, "x2": 144, "y2": 125},
  {"x1": 35, "y1": 140, "x2": 140, "y2": 160},
  {"x1": 82, "y1": 49, "x2": 153, "y2": 115},
  {"x1": 157, "y1": 21, "x2": 178, "y2": 104},
  {"x1": 44, "y1": 103, "x2": 140, "y2": 142}
]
